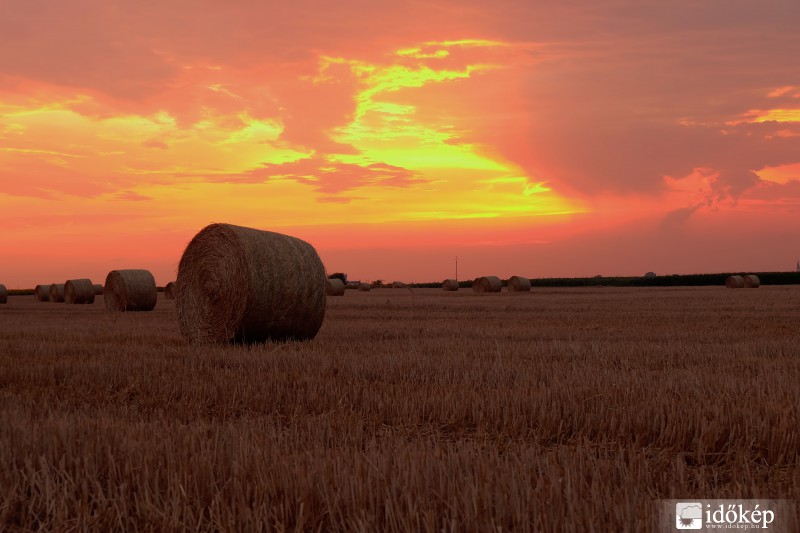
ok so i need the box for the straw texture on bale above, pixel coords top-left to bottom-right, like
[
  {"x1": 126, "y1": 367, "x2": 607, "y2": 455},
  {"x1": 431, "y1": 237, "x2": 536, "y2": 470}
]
[
  {"x1": 472, "y1": 276, "x2": 502, "y2": 293},
  {"x1": 176, "y1": 223, "x2": 326, "y2": 344},
  {"x1": 104, "y1": 270, "x2": 157, "y2": 312},
  {"x1": 507, "y1": 276, "x2": 531, "y2": 292},
  {"x1": 644, "y1": 272, "x2": 657, "y2": 279},
  {"x1": 0, "y1": 284, "x2": 6, "y2": 304},
  {"x1": 164, "y1": 281, "x2": 177, "y2": 300},
  {"x1": 34, "y1": 284, "x2": 51, "y2": 302},
  {"x1": 442, "y1": 279, "x2": 459, "y2": 291},
  {"x1": 725, "y1": 275, "x2": 744, "y2": 289},
  {"x1": 326, "y1": 278, "x2": 346, "y2": 296},
  {"x1": 743, "y1": 274, "x2": 760, "y2": 288},
  {"x1": 49, "y1": 284, "x2": 65, "y2": 303},
  {"x1": 93, "y1": 284, "x2": 104, "y2": 295},
  {"x1": 357, "y1": 283, "x2": 371, "y2": 291},
  {"x1": 64, "y1": 279, "x2": 96, "y2": 304},
  {"x1": 391, "y1": 281, "x2": 407, "y2": 288}
]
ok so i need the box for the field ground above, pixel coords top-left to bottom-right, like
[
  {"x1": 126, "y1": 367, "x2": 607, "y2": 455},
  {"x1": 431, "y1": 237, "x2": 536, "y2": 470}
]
[{"x1": 1, "y1": 286, "x2": 799, "y2": 531}]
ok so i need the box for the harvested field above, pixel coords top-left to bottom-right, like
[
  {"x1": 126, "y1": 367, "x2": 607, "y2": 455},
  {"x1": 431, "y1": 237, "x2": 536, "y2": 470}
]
[{"x1": 0, "y1": 286, "x2": 798, "y2": 530}]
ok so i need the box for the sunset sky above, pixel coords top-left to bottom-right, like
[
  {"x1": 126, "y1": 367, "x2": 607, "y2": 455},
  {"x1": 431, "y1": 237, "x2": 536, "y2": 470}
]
[{"x1": 1, "y1": 1, "x2": 799, "y2": 287}]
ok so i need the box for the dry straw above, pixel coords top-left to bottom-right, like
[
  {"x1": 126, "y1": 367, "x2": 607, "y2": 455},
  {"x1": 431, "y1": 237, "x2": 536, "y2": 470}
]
[
  {"x1": 472, "y1": 276, "x2": 502, "y2": 293},
  {"x1": 357, "y1": 283, "x2": 371, "y2": 291},
  {"x1": 0, "y1": 284, "x2": 6, "y2": 304},
  {"x1": 176, "y1": 223, "x2": 326, "y2": 344},
  {"x1": 391, "y1": 281, "x2": 407, "y2": 288},
  {"x1": 93, "y1": 284, "x2": 104, "y2": 295},
  {"x1": 164, "y1": 281, "x2": 177, "y2": 300},
  {"x1": 49, "y1": 284, "x2": 66, "y2": 303},
  {"x1": 34, "y1": 284, "x2": 51, "y2": 302},
  {"x1": 442, "y1": 279, "x2": 459, "y2": 291},
  {"x1": 64, "y1": 279, "x2": 96, "y2": 304},
  {"x1": 725, "y1": 275, "x2": 744, "y2": 289},
  {"x1": 743, "y1": 274, "x2": 760, "y2": 288},
  {"x1": 104, "y1": 270, "x2": 157, "y2": 312},
  {"x1": 507, "y1": 276, "x2": 531, "y2": 292},
  {"x1": 326, "y1": 278, "x2": 346, "y2": 296}
]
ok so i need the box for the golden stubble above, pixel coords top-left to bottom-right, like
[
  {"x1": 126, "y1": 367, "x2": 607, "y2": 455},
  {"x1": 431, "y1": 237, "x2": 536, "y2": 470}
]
[{"x1": 0, "y1": 286, "x2": 798, "y2": 531}]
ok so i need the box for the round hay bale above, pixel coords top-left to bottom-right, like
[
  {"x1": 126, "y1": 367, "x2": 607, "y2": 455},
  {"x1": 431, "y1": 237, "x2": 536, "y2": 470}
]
[
  {"x1": 442, "y1": 278, "x2": 459, "y2": 291},
  {"x1": 357, "y1": 282, "x2": 371, "y2": 291},
  {"x1": 64, "y1": 279, "x2": 96, "y2": 304},
  {"x1": 0, "y1": 284, "x2": 6, "y2": 304},
  {"x1": 507, "y1": 276, "x2": 531, "y2": 292},
  {"x1": 725, "y1": 275, "x2": 744, "y2": 289},
  {"x1": 164, "y1": 281, "x2": 177, "y2": 300},
  {"x1": 34, "y1": 284, "x2": 52, "y2": 302},
  {"x1": 176, "y1": 223, "x2": 326, "y2": 344},
  {"x1": 49, "y1": 283, "x2": 66, "y2": 303},
  {"x1": 104, "y1": 270, "x2": 157, "y2": 312},
  {"x1": 326, "y1": 278, "x2": 346, "y2": 296},
  {"x1": 472, "y1": 276, "x2": 502, "y2": 293},
  {"x1": 391, "y1": 281, "x2": 406, "y2": 288},
  {"x1": 93, "y1": 284, "x2": 104, "y2": 295},
  {"x1": 644, "y1": 271, "x2": 657, "y2": 280},
  {"x1": 743, "y1": 274, "x2": 760, "y2": 288}
]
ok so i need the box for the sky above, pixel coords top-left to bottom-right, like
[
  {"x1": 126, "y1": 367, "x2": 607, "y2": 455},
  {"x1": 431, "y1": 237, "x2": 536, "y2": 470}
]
[{"x1": 1, "y1": 0, "x2": 799, "y2": 287}]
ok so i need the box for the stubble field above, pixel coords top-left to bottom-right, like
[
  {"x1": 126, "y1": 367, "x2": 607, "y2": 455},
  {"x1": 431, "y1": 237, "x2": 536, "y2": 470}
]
[{"x1": 0, "y1": 286, "x2": 798, "y2": 531}]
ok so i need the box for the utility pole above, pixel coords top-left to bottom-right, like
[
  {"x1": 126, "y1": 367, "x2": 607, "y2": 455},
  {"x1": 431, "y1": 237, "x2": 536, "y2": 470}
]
[{"x1": 455, "y1": 256, "x2": 458, "y2": 281}]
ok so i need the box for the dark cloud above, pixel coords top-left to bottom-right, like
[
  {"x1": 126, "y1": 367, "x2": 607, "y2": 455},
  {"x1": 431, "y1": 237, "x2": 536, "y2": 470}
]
[{"x1": 209, "y1": 156, "x2": 426, "y2": 198}]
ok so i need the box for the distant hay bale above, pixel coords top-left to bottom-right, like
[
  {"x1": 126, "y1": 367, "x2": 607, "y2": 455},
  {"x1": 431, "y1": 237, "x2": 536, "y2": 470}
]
[
  {"x1": 49, "y1": 283, "x2": 66, "y2": 303},
  {"x1": 104, "y1": 270, "x2": 157, "y2": 312},
  {"x1": 326, "y1": 278, "x2": 345, "y2": 296},
  {"x1": 64, "y1": 279, "x2": 96, "y2": 304},
  {"x1": 442, "y1": 278, "x2": 459, "y2": 291},
  {"x1": 507, "y1": 276, "x2": 531, "y2": 292},
  {"x1": 391, "y1": 281, "x2": 406, "y2": 288},
  {"x1": 164, "y1": 281, "x2": 177, "y2": 300},
  {"x1": 644, "y1": 272, "x2": 657, "y2": 279},
  {"x1": 176, "y1": 223, "x2": 326, "y2": 344},
  {"x1": 743, "y1": 274, "x2": 760, "y2": 288},
  {"x1": 34, "y1": 284, "x2": 51, "y2": 302},
  {"x1": 473, "y1": 276, "x2": 502, "y2": 293},
  {"x1": 93, "y1": 284, "x2": 104, "y2": 295},
  {"x1": 357, "y1": 283, "x2": 371, "y2": 291},
  {"x1": 725, "y1": 275, "x2": 744, "y2": 289},
  {"x1": 0, "y1": 284, "x2": 6, "y2": 304}
]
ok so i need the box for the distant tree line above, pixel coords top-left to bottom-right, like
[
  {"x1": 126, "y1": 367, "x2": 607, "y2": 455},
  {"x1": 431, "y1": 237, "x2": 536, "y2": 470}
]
[{"x1": 407, "y1": 271, "x2": 800, "y2": 288}]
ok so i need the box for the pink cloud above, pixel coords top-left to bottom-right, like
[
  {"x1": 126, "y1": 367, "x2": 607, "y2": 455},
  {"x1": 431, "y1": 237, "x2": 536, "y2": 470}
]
[{"x1": 233, "y1": 156, "x2": 426, "y2": 196}]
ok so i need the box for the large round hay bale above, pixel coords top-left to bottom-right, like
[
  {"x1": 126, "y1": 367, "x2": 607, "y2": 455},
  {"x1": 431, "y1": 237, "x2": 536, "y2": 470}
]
[
  {"x1": 472, "y1": 276, "x2": 502, "y2": 293},
  {"x1": 644, "y1": 271, "x2": 657, "y2": 280},
  {"x1": 391, "y1": 281, "x2": 406, "y2": 288},
  {"x1": 507, "y1": 276, "x2": 531, "y2": 292},
  {"x1": 0, "y1": 284, "x2": 6, "y2": 304},
  {"x1": 49, "y1": 283, "x2": 65, "y2": 303},
  {"x1": 164, "y1": 281, "x2": 177, "y2": 300},
  {"x1": 64, "y1": 279, "x2": 96, "y2": 304},
  {"x1": 34, "y1": 284, "x2": 51, "y2": 302},
  {"x1": 743, "y1": 274, "x2": 760, "y2": 288},
  {"x1": 176, "y1": 223, "x2": 326, "y2": 344},
  {"x1": 357, "y1": 282, "x2": 371, "y2": 291},
  {"x1": 725, "y1": 275, "x2": 744, "y2": 289},
  {"x1": 326, "y1": 278, "x2": 346, "y2": 296},
  {"x1": 104, "y1": 270, "x2": 157, "y2": 312},
  {"x1": 442, "y1": 278, "x2": 459, "y2": 291},
  {"x1": 93, "y1": 284, "x2": 104, "y2": 295}
]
